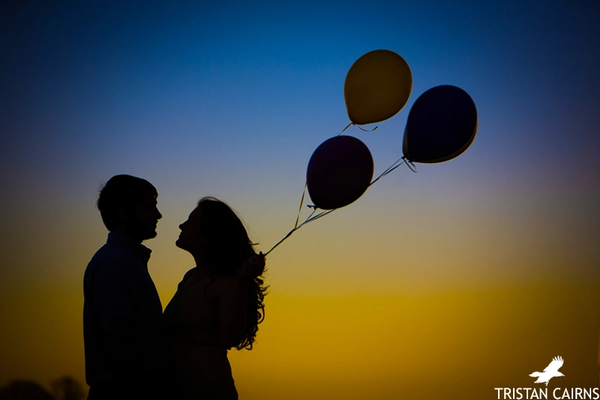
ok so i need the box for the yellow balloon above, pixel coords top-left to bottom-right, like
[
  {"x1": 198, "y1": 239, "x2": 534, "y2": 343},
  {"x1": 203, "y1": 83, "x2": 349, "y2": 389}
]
[{"x1": 344, "y1": 49, "x2": 413, "y2": 125}]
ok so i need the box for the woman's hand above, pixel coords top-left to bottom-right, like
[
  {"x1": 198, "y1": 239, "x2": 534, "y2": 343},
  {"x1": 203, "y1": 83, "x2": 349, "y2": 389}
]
[{"x1": 238, "y1": 252, "x2": 265, "y2": 279}]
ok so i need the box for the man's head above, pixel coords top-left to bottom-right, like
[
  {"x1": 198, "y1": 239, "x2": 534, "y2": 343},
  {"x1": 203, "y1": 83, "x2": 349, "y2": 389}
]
[{"x1": 97, "y1": 175, "x2": 162, "y2": 242}]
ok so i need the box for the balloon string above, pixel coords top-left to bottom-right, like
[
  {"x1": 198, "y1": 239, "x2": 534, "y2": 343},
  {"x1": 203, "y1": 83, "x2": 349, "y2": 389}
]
[
  {"x1": 293, "y1": 183, "x2": 308, "y2": 230},
  {"x1": 370, "y1": 156, "x2": 417, "y2": 187},
  {"x1": 264, "y1": 185, "x2": 338, "y2": 255},
  {"x1": 266, "y1": 122, "x2": 388, "y2": 256},
  {"x1": 266, "y1": 155, "x2": 417, "y2": 256},
  {"x1": 263, "y1": 227, "x2": 295, "y2": 256},
  {"x1": 337, "y1": 123, "x2": 353, "y2": 136},
  {"x1": 337, "y1": 122, "x2": 378, "y2": 136},
  {"x1": 355, "y1": 124, "x2": 378, "y2": 132}
]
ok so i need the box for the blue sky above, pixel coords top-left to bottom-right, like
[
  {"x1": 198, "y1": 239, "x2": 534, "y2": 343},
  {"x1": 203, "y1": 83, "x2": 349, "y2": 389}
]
[{"x1": 1, "y1": 1, "x2": 599, "y2": 397}]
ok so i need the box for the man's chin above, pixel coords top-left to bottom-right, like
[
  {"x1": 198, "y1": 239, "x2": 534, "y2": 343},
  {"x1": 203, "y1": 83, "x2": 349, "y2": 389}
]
[{"x1": 143, "y1": 230, "x2": 158, "y2": 240}]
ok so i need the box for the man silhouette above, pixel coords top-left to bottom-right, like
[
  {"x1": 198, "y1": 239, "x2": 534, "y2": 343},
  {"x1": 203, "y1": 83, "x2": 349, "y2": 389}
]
[{"x1": 83, "y1": 175, "x2": 166, "y2": 400}]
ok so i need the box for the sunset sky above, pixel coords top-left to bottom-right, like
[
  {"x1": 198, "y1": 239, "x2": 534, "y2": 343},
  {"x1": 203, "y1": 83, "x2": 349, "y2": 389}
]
[{"x1": 1, "y1": 1, "x2": 599, "y2": 399}]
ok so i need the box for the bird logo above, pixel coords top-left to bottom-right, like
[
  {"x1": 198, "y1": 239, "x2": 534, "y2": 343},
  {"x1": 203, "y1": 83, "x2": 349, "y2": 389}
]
[{"x1": 529, "y1": 356, "x2": 565, "y2": 386}]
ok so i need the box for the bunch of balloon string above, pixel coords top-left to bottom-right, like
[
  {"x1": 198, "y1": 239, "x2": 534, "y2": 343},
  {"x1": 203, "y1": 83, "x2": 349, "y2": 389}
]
[{"x1": 265, "y1": 49, "x2": 478, "y2": 255}]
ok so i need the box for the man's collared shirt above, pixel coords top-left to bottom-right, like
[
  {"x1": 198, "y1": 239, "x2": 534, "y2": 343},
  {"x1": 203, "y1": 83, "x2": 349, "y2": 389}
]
[{"x1": 83, "y1": 232, "x2": 164, "y2": 386}]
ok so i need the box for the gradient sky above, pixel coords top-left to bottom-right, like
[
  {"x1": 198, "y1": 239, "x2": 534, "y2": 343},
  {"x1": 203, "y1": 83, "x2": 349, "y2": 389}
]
[{"x1": 1, "y1": 1, "x2": 599, "y2": 399}]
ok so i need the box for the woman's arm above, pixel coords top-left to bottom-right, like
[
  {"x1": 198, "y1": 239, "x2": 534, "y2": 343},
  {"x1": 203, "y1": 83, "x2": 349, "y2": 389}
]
[{"x1": 217, "y1": 276, "x2": 251, "y2": 348}]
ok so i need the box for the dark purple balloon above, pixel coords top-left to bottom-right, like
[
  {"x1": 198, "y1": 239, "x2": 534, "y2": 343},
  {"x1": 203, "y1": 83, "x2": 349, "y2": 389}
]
[
  {"x1": 307, "y1": 136, "x2": 374, "y2": 210},
  {"x1": 403, "y1": 85, "x2": 477, "y2": 163}
]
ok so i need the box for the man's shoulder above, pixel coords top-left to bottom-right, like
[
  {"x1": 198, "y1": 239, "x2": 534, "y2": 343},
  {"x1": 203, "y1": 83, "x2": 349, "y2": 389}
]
[
  {"x1": 88, "y1": 240, "x2": 130, "y2": 265},
  {"x1": 85, "y1": 241, "x2": 140, "y2": 279}
]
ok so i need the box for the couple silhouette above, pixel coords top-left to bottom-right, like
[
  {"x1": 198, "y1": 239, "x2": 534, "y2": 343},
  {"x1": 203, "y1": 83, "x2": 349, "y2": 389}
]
[{"x1": 83, "y1": 175, "x2": 267, "y2": 400}]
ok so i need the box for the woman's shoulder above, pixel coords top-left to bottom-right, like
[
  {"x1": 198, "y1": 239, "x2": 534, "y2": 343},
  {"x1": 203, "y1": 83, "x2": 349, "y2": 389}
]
[
  {"x1": 208, "y1": 274, "x2": 237, "y2": 289},
  {"x1": 176, "y1": 267, "x2": 197, "y2": 288},
  {"x1": 204, "y1": 275, "x2": 241, "y2": 299}
]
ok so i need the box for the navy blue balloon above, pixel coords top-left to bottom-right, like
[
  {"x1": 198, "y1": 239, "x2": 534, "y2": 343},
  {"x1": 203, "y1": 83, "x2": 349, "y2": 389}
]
[
  {"x1": 403, "y1": 85, "x2": 477, "y2": 163},
  {"x1": 307, "y1": 136, "x2": 374, "y2": 210}
]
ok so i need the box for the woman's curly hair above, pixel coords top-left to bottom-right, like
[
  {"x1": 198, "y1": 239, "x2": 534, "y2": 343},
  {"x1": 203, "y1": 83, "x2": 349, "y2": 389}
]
[{"x1": 197, "y1": 197, "x2": 268, "y2": 350}]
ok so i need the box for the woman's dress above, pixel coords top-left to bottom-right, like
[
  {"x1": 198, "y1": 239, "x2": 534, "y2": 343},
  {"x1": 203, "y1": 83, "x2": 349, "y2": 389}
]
[{"x1": 164, "y1": 268, "x2": 238, "y2": 400}]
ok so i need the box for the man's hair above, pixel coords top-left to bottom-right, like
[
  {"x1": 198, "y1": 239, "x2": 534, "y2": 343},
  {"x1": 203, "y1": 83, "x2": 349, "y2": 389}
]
[{"x1": 96, "y1": 175, "x2": 157, "y2": 231}]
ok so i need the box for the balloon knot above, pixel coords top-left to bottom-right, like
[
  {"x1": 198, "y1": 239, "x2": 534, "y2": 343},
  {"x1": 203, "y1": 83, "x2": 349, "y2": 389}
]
[{"x1": 402, "y1": 156, "x2": 417, "y2": 173}]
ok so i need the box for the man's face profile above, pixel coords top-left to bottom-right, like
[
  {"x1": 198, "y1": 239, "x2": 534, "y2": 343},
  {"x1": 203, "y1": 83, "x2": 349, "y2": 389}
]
[{"x1": 124, "y1": 196, "x2": 162, "y2": 241}]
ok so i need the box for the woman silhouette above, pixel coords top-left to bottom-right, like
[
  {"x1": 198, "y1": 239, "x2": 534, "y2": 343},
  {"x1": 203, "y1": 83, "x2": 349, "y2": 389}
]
[{"x1": 164, "y1": 197, "x2": 267, "y2": 399}]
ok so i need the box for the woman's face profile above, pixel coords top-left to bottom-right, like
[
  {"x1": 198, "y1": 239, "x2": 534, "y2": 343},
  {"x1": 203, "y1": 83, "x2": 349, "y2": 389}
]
[{"x1": 176, "y1": 207, "x2": 206, "y2": 253}]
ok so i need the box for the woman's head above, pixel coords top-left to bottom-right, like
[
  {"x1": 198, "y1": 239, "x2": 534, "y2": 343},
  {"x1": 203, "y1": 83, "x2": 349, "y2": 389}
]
[
  {"x1": 177, "y1": 197, "x2": 255, "y2": 275},
  {"x1": 177, "y1": 197, "x2": 268, "y2": 350},
  {"x1": 197, "y1": 197, "x2": 256, "y2": 274}
]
